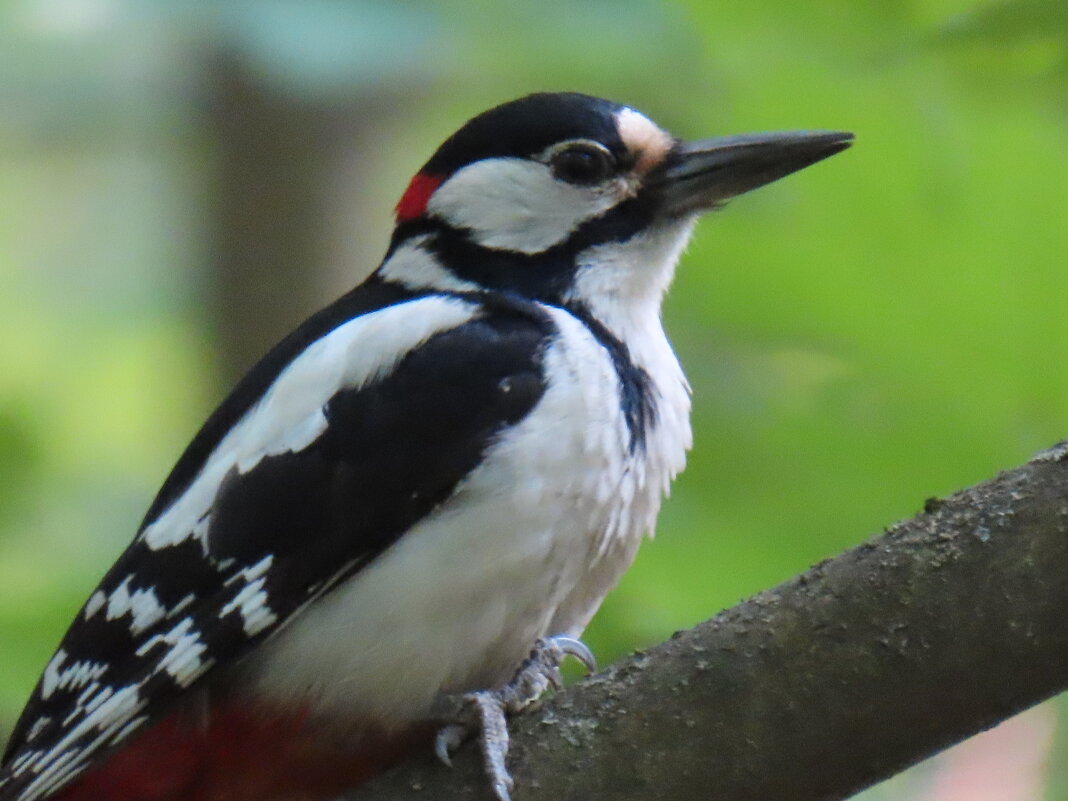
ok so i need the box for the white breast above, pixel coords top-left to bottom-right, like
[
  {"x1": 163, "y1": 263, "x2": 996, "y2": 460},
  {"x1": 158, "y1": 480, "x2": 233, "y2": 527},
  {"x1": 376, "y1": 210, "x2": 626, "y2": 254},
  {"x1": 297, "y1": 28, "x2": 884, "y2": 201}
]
[{"x1": 241, "y1": 303, "x2": 691, "y2": 730}]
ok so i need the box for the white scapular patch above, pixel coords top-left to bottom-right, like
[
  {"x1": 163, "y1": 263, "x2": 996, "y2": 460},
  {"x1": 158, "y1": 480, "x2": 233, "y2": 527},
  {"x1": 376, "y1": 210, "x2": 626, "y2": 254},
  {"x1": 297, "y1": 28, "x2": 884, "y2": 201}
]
[
  {"x1": 378, "y1": 236, "x2": 480, "y2": 293},
  {"x1": 135, "y1": 617, "x2": 211, "y2": 688},
  {"x1": 41, "y1": 651, "x2": 109, "y2": 702},
  {"x1": 104, "y1": 576, "x2": 166, "y2": 635},
  {"x1": 427, "y1": 157, "x2": 631, "y2": 254},
  {"x1": 141, "y1": 295, "x2": 479, "y2": 552},
  {"x1": 220, "y1": 556, "x2": 277, "y2": 636}
]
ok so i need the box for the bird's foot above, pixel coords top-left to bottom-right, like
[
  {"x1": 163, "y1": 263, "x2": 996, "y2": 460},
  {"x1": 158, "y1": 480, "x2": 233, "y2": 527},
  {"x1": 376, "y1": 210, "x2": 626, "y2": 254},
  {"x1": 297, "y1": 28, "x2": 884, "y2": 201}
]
[{"x1": 434, "y1": 635, "x2": 596, "y2": 801}]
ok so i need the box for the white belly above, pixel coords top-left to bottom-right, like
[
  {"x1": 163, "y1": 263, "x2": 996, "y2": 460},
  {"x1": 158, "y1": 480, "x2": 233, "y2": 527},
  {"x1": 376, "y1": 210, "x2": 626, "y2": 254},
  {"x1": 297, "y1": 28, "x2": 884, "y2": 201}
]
[{"x1": 240, "y1": 306, "x2": 690, "y2": 729}]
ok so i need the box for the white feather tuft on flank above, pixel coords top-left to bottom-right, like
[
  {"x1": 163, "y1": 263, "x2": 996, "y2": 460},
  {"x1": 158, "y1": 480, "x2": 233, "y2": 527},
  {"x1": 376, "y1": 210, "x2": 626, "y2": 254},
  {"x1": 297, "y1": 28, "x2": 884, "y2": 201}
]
[
  {"x1": 141, "y1": 296, "x2": 479, "y2": 551},
  {"x1": 427, "y1": 158, "x2": 631, "y2": 254}
]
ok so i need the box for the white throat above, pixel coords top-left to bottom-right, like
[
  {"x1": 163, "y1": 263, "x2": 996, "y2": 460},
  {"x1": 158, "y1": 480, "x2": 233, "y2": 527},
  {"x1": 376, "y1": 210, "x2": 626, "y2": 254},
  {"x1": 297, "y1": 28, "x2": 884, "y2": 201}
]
[{"x1": 566, "y1": 217, "x2": 696, "y2": 349}]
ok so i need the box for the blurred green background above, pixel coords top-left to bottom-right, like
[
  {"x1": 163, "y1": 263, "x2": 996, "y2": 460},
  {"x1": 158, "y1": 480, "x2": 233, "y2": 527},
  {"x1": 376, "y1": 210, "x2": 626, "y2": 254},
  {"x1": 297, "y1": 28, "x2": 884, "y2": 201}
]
[{"x1": 1, "y1": 0, "x2": 1067, "y2": 798}]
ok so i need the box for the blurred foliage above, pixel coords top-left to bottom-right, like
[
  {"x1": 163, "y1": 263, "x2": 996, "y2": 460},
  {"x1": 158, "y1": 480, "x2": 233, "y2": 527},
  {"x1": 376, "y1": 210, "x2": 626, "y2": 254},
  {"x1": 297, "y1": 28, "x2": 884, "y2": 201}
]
[{"x1": 1, "y1": 0, "x2": 1067, "y2": 796}]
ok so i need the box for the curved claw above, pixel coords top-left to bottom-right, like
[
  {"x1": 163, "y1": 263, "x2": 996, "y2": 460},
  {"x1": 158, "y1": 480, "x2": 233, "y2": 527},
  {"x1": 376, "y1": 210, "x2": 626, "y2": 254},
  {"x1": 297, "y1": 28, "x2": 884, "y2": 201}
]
[{"x1": 547, "y1": 635, "x2": 597, "y2": 675}]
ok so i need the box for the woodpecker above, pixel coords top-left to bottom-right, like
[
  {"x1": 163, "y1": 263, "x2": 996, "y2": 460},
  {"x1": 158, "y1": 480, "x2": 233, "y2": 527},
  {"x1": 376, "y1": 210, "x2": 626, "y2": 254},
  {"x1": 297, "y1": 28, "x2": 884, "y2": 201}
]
[{"x1": 0, "y1": 92, "x2": 851, "y2": 801}]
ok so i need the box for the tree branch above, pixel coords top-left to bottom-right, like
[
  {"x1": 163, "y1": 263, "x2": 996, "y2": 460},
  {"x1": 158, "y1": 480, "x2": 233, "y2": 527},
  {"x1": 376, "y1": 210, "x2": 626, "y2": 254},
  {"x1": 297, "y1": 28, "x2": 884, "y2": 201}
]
[{"x1": 347, "y1": 443, "x2": 1068, "y2": 801}]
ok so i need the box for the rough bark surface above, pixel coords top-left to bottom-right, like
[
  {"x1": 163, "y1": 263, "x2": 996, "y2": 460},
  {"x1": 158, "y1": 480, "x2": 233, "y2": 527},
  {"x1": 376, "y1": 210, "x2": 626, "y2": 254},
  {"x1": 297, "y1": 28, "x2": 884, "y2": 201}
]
[{"x1": 346, "y1": 442, "x2": 1068, "y2": 801}]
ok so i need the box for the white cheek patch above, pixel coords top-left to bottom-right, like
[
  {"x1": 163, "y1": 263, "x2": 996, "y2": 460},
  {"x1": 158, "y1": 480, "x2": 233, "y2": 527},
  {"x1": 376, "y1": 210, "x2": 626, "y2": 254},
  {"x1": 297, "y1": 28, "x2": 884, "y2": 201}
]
[
  {"x1": 615, "y1": 108, "x2": 674, "y2": 175},
  {"x1": 426, "y1": 158, "x2": 622, "y2": 254}
]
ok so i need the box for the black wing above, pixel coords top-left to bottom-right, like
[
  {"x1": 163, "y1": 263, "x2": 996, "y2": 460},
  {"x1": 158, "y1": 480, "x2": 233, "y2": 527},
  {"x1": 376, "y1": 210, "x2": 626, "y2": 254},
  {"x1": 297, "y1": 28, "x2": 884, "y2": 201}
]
[{"x1": 0, "y1": 289, "x2": 553, "y2": 801}]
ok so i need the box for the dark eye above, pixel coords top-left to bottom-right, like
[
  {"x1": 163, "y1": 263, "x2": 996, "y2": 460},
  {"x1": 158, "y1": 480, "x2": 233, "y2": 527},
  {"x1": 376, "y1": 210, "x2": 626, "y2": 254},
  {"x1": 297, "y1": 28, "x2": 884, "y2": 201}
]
[{"x1": 548, "y1": 141, "x2": 616, "y2": 185}]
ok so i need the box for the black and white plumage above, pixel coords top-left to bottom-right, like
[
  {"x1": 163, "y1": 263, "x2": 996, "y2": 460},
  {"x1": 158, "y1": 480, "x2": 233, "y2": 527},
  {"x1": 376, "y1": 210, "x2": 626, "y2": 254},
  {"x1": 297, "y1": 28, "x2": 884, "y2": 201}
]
[{"x1": 0, "y1": 92, "x2": 851, "y2": 801}]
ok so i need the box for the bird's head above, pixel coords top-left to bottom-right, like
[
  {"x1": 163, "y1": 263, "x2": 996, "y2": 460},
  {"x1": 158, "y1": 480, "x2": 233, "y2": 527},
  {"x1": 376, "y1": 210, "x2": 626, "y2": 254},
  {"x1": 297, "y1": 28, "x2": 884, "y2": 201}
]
[{"x1": 382, "y1": 92, "x2": 852, "y2": 314}]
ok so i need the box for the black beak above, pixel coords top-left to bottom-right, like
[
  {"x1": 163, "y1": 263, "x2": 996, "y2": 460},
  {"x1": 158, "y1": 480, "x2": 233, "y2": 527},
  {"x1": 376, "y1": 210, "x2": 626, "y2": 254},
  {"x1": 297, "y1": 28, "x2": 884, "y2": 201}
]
[{"x1": 655, "y1": 130, "x2": 854, "y2": 216}]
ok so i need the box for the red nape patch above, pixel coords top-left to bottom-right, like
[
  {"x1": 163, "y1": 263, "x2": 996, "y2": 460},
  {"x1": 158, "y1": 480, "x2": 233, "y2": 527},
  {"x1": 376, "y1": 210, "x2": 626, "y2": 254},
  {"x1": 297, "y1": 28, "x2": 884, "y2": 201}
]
[
  {"x1": 54, "y1": 703, "x2": 432, "y2": 801},
  {"x1": 395, "y1": 172, "x2": 444, "y2": 221}
]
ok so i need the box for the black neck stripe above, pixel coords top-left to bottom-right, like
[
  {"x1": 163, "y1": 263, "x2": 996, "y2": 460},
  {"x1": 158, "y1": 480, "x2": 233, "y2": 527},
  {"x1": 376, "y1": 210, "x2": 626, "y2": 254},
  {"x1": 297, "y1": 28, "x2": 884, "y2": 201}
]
[{"x1": 568, "y1": 303, "x2": 657, "y2": 454}]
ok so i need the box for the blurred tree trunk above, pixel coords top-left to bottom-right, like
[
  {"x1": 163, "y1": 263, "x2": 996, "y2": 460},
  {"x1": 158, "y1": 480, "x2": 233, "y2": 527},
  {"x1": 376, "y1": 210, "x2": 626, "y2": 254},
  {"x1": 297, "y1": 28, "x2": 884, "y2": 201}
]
[{"x1": 201, "y1": 52, "x2": 405, "y2": 384}]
